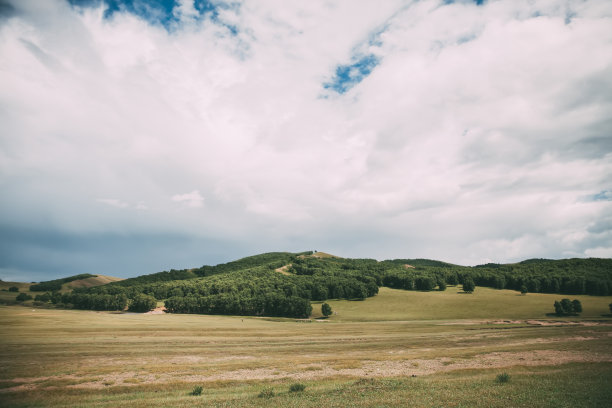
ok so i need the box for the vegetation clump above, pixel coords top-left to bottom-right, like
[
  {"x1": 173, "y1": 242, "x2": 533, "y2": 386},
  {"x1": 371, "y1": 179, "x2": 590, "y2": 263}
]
[
  {"x1": 496, "y1": 372, "x2": 511, "y2": 383},
  {"x1": 289, "y1": 383, "x2": 306, "y2": 392},
  {"x1": 128, "y1": 294, "x2": 157, "y2": 313},
  {"x1": 553, "y1": 299, "x2": 582, "y2": 316},
  {"x1": 8, "y1": 286, "x2": 19, "y2": 292},
  {"x1": 462, "y1": 277, "x2": 475, "y2": 293},
  {"x1": 16, "y1": 293, "x2": 32, "y2": 302},
  {"x1": 257, "y1": 387, "x2": 275, "y2": 398},
  {"x1": 321, "y1": 302, "x2": 332, "y2": 317},
  {"x1": 189, "y1": 385, "x2": 203, "y2": 396}
]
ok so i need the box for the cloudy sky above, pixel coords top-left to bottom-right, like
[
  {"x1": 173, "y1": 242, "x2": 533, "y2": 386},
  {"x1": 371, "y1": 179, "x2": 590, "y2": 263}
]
[{"x1": 1, "y1": 0, "x2": 611, "y2": 281}]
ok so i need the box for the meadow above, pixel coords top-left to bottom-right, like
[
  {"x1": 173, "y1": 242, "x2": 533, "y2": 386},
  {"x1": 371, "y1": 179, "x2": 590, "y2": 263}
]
[{"x1": 1, "y1": 286, "x2": 611, "y2": 407}]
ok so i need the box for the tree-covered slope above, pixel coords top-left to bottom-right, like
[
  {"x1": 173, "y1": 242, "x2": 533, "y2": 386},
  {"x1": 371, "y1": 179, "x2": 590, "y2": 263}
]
[{"x1": 17, "y1": 252, "x2": 612, "y2": 317}]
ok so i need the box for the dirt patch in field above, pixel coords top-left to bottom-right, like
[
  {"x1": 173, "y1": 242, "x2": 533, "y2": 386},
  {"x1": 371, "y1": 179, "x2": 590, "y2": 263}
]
[
  {"x1": 444, "y1": 320, "x2": 612, "y2": 327},
  {"x1": 145, "y1": 307, "x2": 166, "y2": 315},
  {"x1": 3, "y1": 349, "x2": 610, "y2": 392}
]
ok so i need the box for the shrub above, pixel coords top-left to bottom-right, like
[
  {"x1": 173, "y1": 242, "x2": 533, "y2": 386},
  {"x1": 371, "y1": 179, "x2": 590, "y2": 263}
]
[
  {"x1": 128, "y1": 294, "x2": 157, "y2": 313},
  {"x1": 554, "y1": 298, "x2": 582, "y2": 316},
  {"x1": 520, "y1": 285, "x2": 528, "y2": 295},
  {"x1": 189, "y1": 385, "x2": 203, "y2": 396},
  {"x1": 289, "y1": 383, "x2": 306, "y2": 392},
  {"x1": 258, "y1": 387, "x2": 275, "y2": 398},
  {"x1": 496, "y1": 373, "x2": 510, "y2": 383},
  {"x1": 16, "y1": 293, "x2": 32, "y2": 302},
  {"x1": 321, "y1": 302, "x2": 332, "y2": 317},
  {"x1": 8, "y1": 286, "x2": 19, "y2": 292},
  {"x1": 462, "y1": 277, "x2": 475, "y2": 293}
]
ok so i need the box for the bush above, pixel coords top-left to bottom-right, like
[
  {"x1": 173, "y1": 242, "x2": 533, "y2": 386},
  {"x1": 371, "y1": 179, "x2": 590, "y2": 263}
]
[
  {"x1": 289, "y1": 383, "x2": 306, "y2": 392},
  {"x1": 16, "y1": 293, "x2": 32, "y2": 302},
  {"x1": 321, "y1": 302, "x2": 332, "y2": 317},
  {"x1": 8, "y1": 286, "x2": 19, "y2": 292},
  {"x1": 554, "y1": 298, "x2": 582, "y2": 316},
  {"x1": 462, "y1": 277, "x2": 475, "y2": 293},
  {"x1": 128, "y1": 294, "x2": 157, "y2": 313},
  {"x1": 438, "y1": 280, "x2": 447, "y2": 291},
  {"x1": 189, "y1": 385, "x2": 203, "y2": 396},
  {"x1": 520, "y1": 285, "x2": 528, "y2": 295},
  {"x1": 496, "y1": 373, "x2": 510, "y2": 383},
  {"x1": 258, "y1": 387, "x2": 275, "y2": 398}
]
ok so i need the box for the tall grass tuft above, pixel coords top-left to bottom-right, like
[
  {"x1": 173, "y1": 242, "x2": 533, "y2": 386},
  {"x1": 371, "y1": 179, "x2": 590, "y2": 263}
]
[
  {"x1": 258, "y1": 387, "x2": 275, "y2": 398},
  {"x1": 189, "y1": 385, "x2": 203, "y2": 396},
  {"x1": 496, "y1": 372, "x2": 511, "y2": 383},
  {"x1": 289, "y1": 383, "x2": 306, "y2": 392}
]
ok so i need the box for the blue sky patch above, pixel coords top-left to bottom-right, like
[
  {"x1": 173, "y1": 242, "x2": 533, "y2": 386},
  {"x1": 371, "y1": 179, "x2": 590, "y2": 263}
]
[
  {"x1": 592, "y1": 190, "x2": 612, "y2": 201},
  {"x1": 67, "y1": 0, "x2": 235, "y2": 32},
  {"x1": 324, "y1": 54, "x2": 380, "y2": 94}
]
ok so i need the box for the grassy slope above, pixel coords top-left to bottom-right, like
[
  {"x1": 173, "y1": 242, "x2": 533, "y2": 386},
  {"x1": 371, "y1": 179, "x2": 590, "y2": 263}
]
[
  {"x1": 0, "y1": 287, "x2": 610, "y2": 407},
  {"x1": 64, "y1": 275, "x2": 124, "y2": 290},
  {"x1": 0, "y1": 275, "x2": 123, "y2": 303},
  {"x1": 314, "y1": 286, "x2": 612, "y2": 320}
]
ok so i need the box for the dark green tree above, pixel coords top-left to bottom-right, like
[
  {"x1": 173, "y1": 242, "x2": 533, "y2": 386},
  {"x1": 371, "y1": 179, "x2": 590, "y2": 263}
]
[
  {"x1": 8, "y1": 286, "x2": 19, "y2": 292},
  {"x1": 571, "y1": 299, "x2": 582, "y2": 313},
  {"x1": 321, "y1": 302, "x2": 332, "y2": 317},
  {"x1": 554, "y1": 301, "x2": 564, "y2": 315},
  {"x1": 520, "y1": 285, "x2": 528, "y2": 295},
  {"x1": 128, "y1": 294, "x2": 157, "y2": 313},
  {"x1": 16, "y1": 293, "x2": 32, "y2": 302},
  {"x1": 463, "y1": 277, "x2": 475, "y2": 293},
  {"x1": 438, "y1": 279, "x2": 447, "y2": 291}
]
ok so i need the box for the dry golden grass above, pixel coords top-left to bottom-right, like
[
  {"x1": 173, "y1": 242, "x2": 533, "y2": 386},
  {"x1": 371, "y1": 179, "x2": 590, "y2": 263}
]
[{"x1": 1, "y1": 287, "x2": 611, "y2": 407}]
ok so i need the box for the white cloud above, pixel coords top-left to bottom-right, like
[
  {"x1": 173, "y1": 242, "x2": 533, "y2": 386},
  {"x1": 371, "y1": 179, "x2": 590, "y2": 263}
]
[
  {"x1": 172, "y1": 190, "x2": 204, "y2": 208},
  {"x1": 1, "y1": 0, "x2": 611, "y2": 279}
]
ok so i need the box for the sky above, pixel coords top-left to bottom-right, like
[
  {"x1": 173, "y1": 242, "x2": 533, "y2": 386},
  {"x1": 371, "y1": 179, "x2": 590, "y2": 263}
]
[{"x1": 1, "y1": 0, "x2": 611, "y2": 282}]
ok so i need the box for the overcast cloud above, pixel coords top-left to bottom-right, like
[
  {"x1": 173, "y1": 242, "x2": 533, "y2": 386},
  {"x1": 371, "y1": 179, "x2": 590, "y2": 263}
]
[{"x1": 1, "y1": 0, "x2": 611, "y2": 281}]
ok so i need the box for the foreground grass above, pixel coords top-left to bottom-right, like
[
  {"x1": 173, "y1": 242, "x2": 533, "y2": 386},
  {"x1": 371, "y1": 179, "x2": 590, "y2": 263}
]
[
  {"x1": 1, "y1": 287, "x2": 611, "y2": 407},
  {"x1": 2, "y1": 364, "x2": 611, "y2": 407}
]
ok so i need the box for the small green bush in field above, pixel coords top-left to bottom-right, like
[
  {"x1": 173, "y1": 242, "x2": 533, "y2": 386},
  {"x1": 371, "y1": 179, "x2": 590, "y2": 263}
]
[
  {"x1": 258, "y1": 387, "x2": 275, "y2": 398},
  {"x1": 496, "y1": 373, "x2": 510, "y2": 383},
  {"x1": 289, "y1": 383, "x2": 306, "y2": 392},
  {"x1": 189, "y1": 385, "x2": 203, "y2": 396}
]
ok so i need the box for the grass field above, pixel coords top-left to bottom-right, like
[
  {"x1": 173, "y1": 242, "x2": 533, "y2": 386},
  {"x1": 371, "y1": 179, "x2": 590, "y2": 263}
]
[{"x1": 1, "y1": 287, "x2": 611, "y2": 407}]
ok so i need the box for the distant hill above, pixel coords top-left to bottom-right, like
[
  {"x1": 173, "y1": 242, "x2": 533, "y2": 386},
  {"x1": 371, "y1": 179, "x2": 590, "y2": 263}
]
[
  {"x1": 6, "y1": 252, "x2": 612, "y2": 318},
  {"x1": 65, "y1": 275, "x2": 123, "y2": 290}
]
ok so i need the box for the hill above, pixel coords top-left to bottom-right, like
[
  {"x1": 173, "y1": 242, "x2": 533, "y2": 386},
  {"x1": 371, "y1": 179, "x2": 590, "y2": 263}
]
[
  {"x1": 65, "y1": 275, "x2": 123, "y2": 290},
  {"x1": 7, "y1": 252, "x2": 612, "y2": 318}
]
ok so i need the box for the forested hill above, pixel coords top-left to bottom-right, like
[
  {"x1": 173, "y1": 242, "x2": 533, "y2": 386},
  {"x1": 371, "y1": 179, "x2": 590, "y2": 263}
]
[{"x1": 24, "y1": 252, "x2": 612, "y2": 318}]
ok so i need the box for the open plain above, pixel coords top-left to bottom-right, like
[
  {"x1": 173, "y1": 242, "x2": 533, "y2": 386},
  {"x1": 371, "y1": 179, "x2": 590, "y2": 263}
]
[{"x1": 1, "y1": 287, "x2": 611, "y2": 407}]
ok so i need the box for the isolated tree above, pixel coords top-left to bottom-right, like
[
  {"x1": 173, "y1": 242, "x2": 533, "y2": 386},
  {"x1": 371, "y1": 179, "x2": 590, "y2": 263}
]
[
  {"x1": 462, "y1": 277, "x2": 475, "y2": 293},
  {"x1": 321, "y1": 302, "x2": 332, "y2": 317},
  {"x1": 554, "y1": 299, "x2": 582, "y2": 316},
  {"x1": 520, "y1": 285, "x2": 528, "y2": 295}
]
